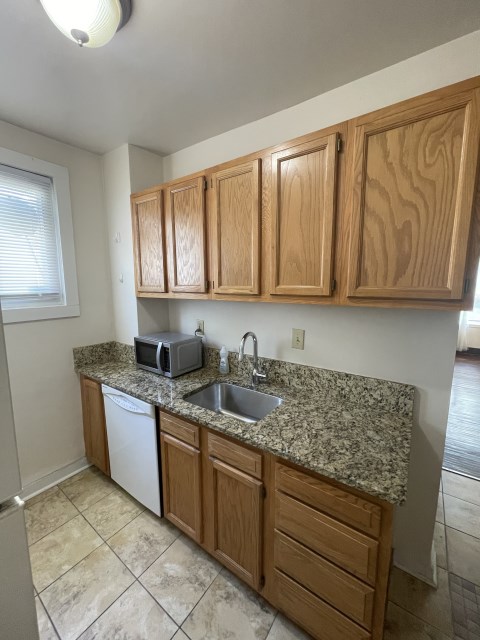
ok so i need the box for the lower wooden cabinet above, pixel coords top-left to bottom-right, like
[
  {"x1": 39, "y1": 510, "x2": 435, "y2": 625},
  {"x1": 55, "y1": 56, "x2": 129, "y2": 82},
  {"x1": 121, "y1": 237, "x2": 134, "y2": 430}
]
[
  {"x1": 160, "y1": 432, "x2": 202, "y2": 542},
  {"x1": 80, "y1": 376, "x2": 110, "y2": 476},
  {"x1": 210, "y1": 458, "x2": 263, "y2": 589},
  {"x1": 159, "y1": 411, "x2": 393, "y2": 640}
]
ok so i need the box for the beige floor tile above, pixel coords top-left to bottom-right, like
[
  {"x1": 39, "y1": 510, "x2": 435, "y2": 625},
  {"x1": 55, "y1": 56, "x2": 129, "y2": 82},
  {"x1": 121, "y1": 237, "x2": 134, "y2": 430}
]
[
  {"x1": 434, "y1": 522, "x2": 447, "y2": 571},
  {"x1": 78, "y1": 581, "x2": 178, "y2": 640},
  {"x1": 82, "y1": 488, "x2": 144, "y2": 539},
  {"x1": 182, "y1": 570, "x2": 276, "y2": 640},
  {"x1": 444, "y1": 494, "x2": 480, "y2": 539},
  {"x1": 60, "y1": 467, "x2": 115, "y2": 511},
  {"x1": 140, "y1": 536, "x2": 221, "y2": 625},
  {"x1": 446, "y1": 527, "x2": 480, "y2": 586},
  {"x1": 35, "y1": 597, "x2": 59, "y2": 640},
  {"x1": 27, "y1": 486, "x2": 60, "y2": 506},
  {"x1": 384, "y1": 602, "x2": 452, "y2": 639},
  {"x1": 173, "y1": 632, "x2": 190, "y2": 640},
  {"x1": 108, "y1": 510, "x2": 179, "y2": 577},
  {"x1": 25, "y1": 487, "x2": 79, "y2": 545},
  {"x1": 388, "y1": 566, "x2": 453, "y2": 636},
  {"x1": 30, "y1": 514, "x2": 103, "y2": 592},
  {"x1": 266, "y1": 613, "x2": 311, "y2": 639},
  {"x1": 436, "y1": 492, "x2": 444, "y2": 524},
  {"x1": 41, "y1": 544, "x2": 134, "y2": 640},
  {"x1": 442, "y1": 471, "x2": 480, "y2": 506}
]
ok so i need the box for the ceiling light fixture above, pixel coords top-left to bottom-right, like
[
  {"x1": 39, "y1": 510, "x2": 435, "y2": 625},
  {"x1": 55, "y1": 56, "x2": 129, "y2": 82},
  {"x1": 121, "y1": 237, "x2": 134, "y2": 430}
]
[{"x1": 39, "y1": 0, "x2": 132, "y2": 48}]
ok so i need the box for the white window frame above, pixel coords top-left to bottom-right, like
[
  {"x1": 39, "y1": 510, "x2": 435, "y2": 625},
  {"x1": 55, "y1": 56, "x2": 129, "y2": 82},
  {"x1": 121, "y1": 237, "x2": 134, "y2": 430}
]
[
  {"x1": 0, "y1": 147, "x2": 79, "y2": 324},
  {"x1": 468, "y1": 262, "x2": 480, "y2": 326}
]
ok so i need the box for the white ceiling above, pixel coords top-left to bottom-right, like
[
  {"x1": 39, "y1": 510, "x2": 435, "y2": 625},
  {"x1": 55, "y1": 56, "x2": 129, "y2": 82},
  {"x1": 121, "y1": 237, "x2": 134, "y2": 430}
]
[{"x1": 1, "y1": 1, "x2": 480, "y2": 156}]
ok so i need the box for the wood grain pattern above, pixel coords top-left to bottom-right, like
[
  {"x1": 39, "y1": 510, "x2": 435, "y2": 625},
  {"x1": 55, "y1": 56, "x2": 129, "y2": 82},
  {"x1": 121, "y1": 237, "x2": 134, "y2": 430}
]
[
  {"x1": 131, "y1": 191, "x2": 167, "y2": 293},
  {"x1": 276, "y1": 463, "x2": 381, "y2": 537},
  {"x1": 211, "y1": 458, "x2": 263, "y2": 589},
  {"x1": 160, "y1": 432, "x2": 202, "y2": 542},
  {"x1": 271, "y1": 134, "x2": 338, "y2": 296},
  {"x1": 347, "y1": 88, "x2": 480, "y2": 300},
  {"x1": 275, "y1": 570, "x2": 371, "y2": 640},
  {"x1": 165, "y1": 176, "x2": 207, "y2": 293},
  {"x1": 212, "y1": 160, "x2": 261, "y2": 295},
  {"x1": 208, "y1": 432, "x2": 262, "y2": 479},
  {"x1": 160, "y1": 412, "x2": 200, "y2": 448},
  {"x1": 274, "y1": 531, "x2": 375, "y2": 629},
  {"x1": 275, "y1": 492, "x2": 378, "y2": 585},
  {"x1": 80, "y1": 376, "x2": 110, "y2": 476}
]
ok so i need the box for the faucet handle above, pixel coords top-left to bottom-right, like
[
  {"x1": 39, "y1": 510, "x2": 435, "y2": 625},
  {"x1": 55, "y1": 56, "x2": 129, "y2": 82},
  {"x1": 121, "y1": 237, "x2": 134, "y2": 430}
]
[{"x1": 253, "y1": 368, "x2": 267, "y2": 384}]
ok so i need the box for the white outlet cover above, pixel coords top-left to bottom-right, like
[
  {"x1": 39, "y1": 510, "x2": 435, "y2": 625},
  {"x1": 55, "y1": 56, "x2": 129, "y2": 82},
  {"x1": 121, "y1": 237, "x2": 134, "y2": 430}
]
[{"x1": 292, "y1": 328, "x2": 305, "y2": 350}]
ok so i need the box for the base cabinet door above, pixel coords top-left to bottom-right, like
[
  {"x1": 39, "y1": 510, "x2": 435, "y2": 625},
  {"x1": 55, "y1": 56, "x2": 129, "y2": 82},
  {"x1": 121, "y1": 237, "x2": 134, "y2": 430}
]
[
  {"x1": 160, "y1": 432, "x2": 202, "y2": 542},
  {"x1": 80, "y1": 376, "x2": 110, "y2": 476},
  {"x1": 210, "y1": 458, "x2": 263, "y2": 589}
]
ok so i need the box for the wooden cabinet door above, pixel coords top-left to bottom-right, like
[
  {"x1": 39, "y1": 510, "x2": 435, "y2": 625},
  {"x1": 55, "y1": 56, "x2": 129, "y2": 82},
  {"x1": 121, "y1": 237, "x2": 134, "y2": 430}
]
[
  {"x1": 80, "y1": 376, "x2": 110, "y2": 476},
  {"x1": 210, "y1": 458, "x2": 263, "y2": 589},
  {"x1": 347, "y1": 88, "x2": 480, "y2": 301},
  {"x1": 160, "y1": 432, "x2": 202, "y2": 542},
  {"x1": 211, "y1": 159, "x2": 261, "y2": 295},
  {"x1": 271, "y1": 134, "x2": 339, "y2": 296},
  {"x1": 165, "y1": 176, "x2": 207, "y2": 293},
  {"x1": 131, "y1": 191, "x2": 167, "y2": 294}
]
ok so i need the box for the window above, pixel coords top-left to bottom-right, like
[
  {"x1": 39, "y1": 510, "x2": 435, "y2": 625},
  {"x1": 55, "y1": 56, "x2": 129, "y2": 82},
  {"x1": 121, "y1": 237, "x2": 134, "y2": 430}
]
[{"x1": 0, "y1": 148, "x2": 79, "y2": 323}]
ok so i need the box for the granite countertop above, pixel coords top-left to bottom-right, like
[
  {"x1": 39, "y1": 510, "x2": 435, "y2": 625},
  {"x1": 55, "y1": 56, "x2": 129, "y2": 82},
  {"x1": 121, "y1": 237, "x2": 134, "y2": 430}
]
[{"x1": 74, "y1": 344, "x2": 413, "y2": 505}]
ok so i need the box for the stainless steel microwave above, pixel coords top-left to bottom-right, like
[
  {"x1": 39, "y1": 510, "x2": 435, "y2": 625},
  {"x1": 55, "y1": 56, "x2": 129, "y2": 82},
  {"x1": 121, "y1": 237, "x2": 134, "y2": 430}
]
[{"x1": 134, "y1": 332, "x2": 203, "y2": 378}]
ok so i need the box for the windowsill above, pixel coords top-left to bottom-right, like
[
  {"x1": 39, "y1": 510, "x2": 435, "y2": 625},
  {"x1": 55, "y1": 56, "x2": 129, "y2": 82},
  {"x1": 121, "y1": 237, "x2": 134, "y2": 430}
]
[{"x1": 2, "y1": 304, "x2": 80, "y2": 324}]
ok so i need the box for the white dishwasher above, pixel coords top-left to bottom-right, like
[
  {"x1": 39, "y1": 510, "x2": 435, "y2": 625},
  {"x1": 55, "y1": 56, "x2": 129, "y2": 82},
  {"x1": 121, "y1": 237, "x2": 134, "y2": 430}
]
[{"x1": 102, "y1": 385, "x2": 161, "y2": 516}]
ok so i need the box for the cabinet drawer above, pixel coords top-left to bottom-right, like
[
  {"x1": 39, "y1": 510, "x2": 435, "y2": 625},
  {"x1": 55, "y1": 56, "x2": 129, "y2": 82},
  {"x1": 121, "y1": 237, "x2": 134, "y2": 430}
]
[
  {"x1": 274, "y1": 531, "x2": 374, "y2": 629},
  {"x1": 275, "y1": 570, "x2": 371, "y2": 640},
  {"x1": 161, "y1": 412, "x2": 200, "y2": 448},
  {"x1": 208, "y1": 433, "x2": 262, "y2": 479},
  {"x1": 275, "y1": 492, "x2": 378, "y2": 585},
  {"x1": 276, "y1": 463, "x2": 381, "y2": 537}
]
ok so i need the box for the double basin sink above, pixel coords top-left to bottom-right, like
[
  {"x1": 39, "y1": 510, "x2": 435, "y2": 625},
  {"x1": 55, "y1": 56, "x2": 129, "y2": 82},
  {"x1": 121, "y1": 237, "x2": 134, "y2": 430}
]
[{"x1": 184, "y1": 382, "x2": 283, "y2": 424}]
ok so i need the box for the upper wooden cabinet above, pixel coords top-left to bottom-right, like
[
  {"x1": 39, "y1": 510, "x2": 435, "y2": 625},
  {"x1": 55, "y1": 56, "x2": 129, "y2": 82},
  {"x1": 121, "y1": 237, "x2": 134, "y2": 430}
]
[
  {"x1": 346, "y1": 87, "x2": 480, "y2": 301},
  {"x1": 131, "y1": 77, "x2": 480, "y2": 309},
  {"x1": 80, "y1": 376, "x2": 110, "y2": 476},
  {"x1": 131, "y1": 191, "x2": 167, "y2": 294},
  {"x1": 165, "y1": 176, "x2": 207, "y2": 293},
  {"x1": 211, "y1": 159, "x2": 261, "y2": 295},
  {"x1": 270, "y1": 134, "x2": 339, "y2": 297}
]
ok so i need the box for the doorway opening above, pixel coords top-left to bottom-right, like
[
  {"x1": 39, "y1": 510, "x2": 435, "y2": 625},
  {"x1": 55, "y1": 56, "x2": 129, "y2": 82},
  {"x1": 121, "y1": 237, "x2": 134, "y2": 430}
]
[{"x1": 443, "y1": 262, "x2": 480, "y2": 480}]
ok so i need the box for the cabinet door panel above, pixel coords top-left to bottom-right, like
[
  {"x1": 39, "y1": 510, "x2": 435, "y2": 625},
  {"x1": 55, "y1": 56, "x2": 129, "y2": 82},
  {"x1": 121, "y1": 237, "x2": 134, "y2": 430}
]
[
  {"x1": 160, "y1": 433, "x2": 202, "y2": 542},
  {"x1": 211, "y1": 458, "x2": 263, "y2": 589},
  {"x1": 271, "y1": 134, "x2": 338, "y2": 296},
  {"x1": 166, "y1": 177, "x2": 207, "y2": 293},
  {"x1": 131, "y1": 191, "x2": 167, "y2": 293},
  {"x1": 212, "y1": 160, "x2": 261, "y2": 295},
  {"x1": 80, "y1": 377, "x2": 110, "y2": 476},
  {"x1": 347, "y1": 89, "x2": 480, "y2": 300}
]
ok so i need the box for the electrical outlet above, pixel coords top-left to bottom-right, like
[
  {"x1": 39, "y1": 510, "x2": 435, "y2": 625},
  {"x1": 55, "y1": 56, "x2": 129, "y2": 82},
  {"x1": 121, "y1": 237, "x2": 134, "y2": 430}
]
[
  {"x1": 292, "y1": 328, "x2": 305, "y2": 350},
  {"x1": 196, "y1": 319, "x2": 205, "y2": 335}
]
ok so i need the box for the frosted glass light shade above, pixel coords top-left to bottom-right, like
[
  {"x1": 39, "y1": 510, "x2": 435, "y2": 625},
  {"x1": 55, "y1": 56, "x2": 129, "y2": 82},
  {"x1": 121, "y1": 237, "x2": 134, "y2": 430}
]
[{"x1": 40, "y1": 0, "x2": 125, "y2": 48}]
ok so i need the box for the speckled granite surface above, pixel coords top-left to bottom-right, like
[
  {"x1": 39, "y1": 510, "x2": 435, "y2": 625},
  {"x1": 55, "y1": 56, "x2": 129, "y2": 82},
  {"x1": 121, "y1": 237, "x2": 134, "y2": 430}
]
[{"x1": 74, "y1": 343, "x2": 414, "y2": 505}]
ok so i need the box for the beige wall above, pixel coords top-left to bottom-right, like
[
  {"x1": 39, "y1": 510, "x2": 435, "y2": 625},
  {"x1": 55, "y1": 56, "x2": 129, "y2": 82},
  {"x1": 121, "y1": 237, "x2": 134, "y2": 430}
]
[
  {"x1": 1, "y1": 120, "x2": 114, "y2": 488},
  {"x1": 157, "y1": 31, "x2": 480, "y2": 583}
]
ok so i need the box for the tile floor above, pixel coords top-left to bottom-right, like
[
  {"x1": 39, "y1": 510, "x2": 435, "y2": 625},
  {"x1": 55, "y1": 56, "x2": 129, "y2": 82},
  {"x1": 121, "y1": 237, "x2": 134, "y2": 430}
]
[{"x1": 27, "y1": 466, "x2": 480, "y2": 640}]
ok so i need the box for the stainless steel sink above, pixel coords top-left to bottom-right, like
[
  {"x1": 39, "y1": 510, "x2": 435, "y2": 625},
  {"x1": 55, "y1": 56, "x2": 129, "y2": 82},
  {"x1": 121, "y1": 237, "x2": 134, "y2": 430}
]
[{"x1": 184, "y1": 383, "x2": 283, "y2": 424}]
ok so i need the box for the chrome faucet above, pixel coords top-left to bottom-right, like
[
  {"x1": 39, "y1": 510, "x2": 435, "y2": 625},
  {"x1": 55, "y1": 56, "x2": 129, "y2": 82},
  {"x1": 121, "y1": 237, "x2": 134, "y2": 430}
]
[{"x1": 238, "y1": 331, "x2": 267, "y2": 387}]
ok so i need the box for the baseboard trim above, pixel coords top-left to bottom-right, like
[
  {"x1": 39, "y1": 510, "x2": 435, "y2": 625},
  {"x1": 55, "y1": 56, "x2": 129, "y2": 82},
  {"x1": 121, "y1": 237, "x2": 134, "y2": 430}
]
[{"x1": 21, "y1": 457, "x2": 91, "y2": 501}]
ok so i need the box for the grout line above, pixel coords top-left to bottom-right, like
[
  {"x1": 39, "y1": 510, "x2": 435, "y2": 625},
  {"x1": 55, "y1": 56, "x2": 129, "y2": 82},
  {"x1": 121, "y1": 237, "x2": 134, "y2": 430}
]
[
  {"x1": 175, "y1": 561, "x2": 223, "y2": 629},
  {"x1": 138, "y1": 579, "x2": 183, "y2": 633},
  {"x1": 36, "y1": 592, "x2": 62, "y2": 640},
  {"x1": 444, "y1": 522, "x2": 480, "y2": 544},
  {"x1": 389, "y1": 600, "x2": 455, "y2": 636},
  {"x1": 264, "y1": 611, "x2": 278, "y2": 639},
  {"x1": 442, "y1": 490, "x2": 480, "y2": 510}
]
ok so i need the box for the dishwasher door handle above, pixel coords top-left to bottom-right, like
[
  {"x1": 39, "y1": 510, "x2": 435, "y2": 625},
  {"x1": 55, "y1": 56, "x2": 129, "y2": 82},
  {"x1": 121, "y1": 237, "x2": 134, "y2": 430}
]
[{"x1": 104, "y1": 393, "x2": 149, "y2": 415}]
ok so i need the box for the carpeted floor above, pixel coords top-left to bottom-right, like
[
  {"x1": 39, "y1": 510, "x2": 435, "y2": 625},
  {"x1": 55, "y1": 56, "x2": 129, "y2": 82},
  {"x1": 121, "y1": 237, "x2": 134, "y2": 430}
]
[{"x1": 443, "y1": 352, "x2": 480, "y2": 480}]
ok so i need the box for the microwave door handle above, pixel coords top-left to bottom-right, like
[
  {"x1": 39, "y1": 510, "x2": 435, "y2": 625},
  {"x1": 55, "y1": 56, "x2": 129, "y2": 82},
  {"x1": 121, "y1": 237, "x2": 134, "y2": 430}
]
[{"x1": 156, "y1": 342, "x2": 164, "y2": 373}]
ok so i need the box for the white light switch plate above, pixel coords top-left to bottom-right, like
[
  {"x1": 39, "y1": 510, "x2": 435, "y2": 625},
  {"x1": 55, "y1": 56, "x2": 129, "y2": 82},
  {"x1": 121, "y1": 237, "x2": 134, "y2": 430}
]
[
  {"x1": 292, "y1": 328, "x2": 305, "y2": 350},
  {"x1": 196, "y1": 319, "x2": 205, "y2": 335}
]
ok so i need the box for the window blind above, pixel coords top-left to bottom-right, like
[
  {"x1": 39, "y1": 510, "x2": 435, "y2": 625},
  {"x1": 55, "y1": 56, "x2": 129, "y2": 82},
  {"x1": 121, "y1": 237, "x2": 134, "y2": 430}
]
[{"x1": 0, "y1": 164, "x2": 64, "y2": 310}]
